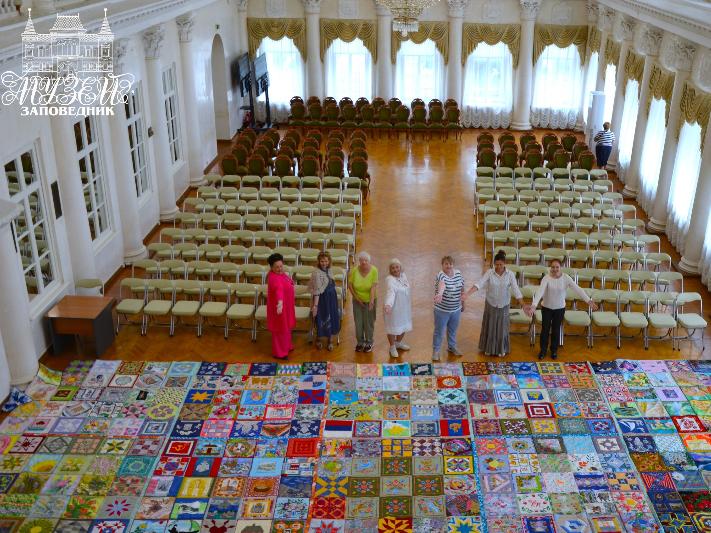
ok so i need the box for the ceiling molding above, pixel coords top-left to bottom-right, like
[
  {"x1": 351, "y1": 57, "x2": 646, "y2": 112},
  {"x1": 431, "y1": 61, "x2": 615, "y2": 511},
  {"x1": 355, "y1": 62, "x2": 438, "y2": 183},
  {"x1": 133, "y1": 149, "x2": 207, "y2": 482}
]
[{"x1": 596, "y1": 0, "x2": 711, "y2": 48}]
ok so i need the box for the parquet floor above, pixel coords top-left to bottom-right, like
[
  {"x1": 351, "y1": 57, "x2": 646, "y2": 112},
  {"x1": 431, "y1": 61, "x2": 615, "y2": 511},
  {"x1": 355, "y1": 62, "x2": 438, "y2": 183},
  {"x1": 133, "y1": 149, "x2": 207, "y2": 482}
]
[{"x1": 43, "y1": 129, "x2": 711, "y2": 370}]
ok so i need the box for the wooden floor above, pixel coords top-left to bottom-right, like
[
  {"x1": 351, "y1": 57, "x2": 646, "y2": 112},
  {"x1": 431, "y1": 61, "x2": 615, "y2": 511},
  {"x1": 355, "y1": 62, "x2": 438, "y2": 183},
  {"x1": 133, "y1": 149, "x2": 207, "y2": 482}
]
[{"x1": 43, "y1": 128, "x2": 711, "y2": 371}]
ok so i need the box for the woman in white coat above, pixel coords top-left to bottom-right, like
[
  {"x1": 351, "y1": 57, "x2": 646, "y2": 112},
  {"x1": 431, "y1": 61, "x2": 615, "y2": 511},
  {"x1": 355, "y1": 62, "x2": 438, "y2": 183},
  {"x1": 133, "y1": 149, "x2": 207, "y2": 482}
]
[{"x1": 383, "y1": 259, "x2": 412, "y2": 358}]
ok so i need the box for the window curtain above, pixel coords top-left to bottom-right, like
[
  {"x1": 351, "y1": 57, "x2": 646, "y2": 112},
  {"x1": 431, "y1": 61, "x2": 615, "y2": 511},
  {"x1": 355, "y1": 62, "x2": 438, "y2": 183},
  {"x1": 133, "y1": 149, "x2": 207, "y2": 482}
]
[
  {"x1": 395, "y1": 39, "x2": 445, "y2": 104},
  {"x1": 531, "y1": 44, "x2": 584, "y2": 129},
  {"x1": 256, "y1": 37, "x2": 305, "y2": 123},
  {"x1": 582, "y1": 51, "x2": 598, "y2": 124},
  {"x1": 616, "y1": 79, "x2": 639, "y2": 184},
  {"x1": 603, "y1": 63, "x2": 616, "y2": 122},
  {"x1": 461, "y1": 42, "x2": 513, "y2": 128},
  {"x1": 324, "y1": 38, "x2": 373, "y2": 101},
  {"x1": 637, "y1": 97, "x2": 667, "y2": 214},
  {"x1": 666, "y1": 122, "x2": 703, "y2": 252}
]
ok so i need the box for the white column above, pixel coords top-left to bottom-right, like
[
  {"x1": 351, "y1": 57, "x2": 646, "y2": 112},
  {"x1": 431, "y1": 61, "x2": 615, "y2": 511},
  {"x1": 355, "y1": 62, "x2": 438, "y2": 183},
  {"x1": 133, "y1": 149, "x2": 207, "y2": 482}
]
[
  {"x1": 648, "y1": 37, "x2": 695, "y2": 232},
  {"x1": 511, "y1": 0, "x2": 540, "y2": 131},
  {"x1": 621, "y1": 25, "x2": 661, "y2": 198},
  {"x1": 678, "y1": 125, "x2": 711, "y2": 274},
  {"x1": 143, "y1": 25, "x2": 179, "y2": 222},
  {"x1": 0, "y1": 326, "x2": 10, "y2": 402},
  {"x1": 446, "y1": 0, "x2": 467, "y2": 102},
  {"x1": 302, "y1": 0, "x2": 323, "y2": 98},
  {"x1": 176, "y1": 15, "x2": 204, "y2": 187},
  {"x1": 50, "y1": 116, "x2": 98, "y2": 282},
  {"x1": 0, "y1": 199, "x2": 38, "y2": 384},
  {"x1": 577, "y1": 1, "x2": 599, "y2": 130},
  {"x1": 607, "y1": 15, "x2": 635, "y2": 168},
  {"x1": 375, "y1": 3, "x2": 393, "y2": 100}
]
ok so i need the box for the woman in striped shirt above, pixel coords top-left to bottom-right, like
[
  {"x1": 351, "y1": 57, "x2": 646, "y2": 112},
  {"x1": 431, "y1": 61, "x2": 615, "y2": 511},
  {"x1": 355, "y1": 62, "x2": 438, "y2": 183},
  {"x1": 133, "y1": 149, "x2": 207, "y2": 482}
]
[{"x1": 432, "y1": 256, "x2": 465, "y2": 361}]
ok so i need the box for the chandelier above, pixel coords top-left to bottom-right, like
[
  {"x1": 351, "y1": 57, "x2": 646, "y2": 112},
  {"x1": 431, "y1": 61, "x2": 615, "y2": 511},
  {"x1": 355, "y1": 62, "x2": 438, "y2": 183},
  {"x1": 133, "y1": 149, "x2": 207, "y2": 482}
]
[{"x1": 376, "y1": 0, "x2": 441, "y2": 36}]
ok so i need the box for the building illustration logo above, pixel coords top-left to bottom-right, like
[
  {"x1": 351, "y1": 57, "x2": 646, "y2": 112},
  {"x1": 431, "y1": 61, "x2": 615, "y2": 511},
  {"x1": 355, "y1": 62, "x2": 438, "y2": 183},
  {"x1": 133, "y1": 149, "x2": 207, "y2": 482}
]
[{"x1": 1, "y1": 9, "x2": 134, "y2": 116}]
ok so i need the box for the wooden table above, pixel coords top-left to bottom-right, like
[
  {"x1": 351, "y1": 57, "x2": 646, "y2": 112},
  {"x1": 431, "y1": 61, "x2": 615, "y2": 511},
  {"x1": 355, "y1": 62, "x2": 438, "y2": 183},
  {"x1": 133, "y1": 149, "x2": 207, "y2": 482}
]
[{"x1": 47, "y1": 295, "x2": 116, "y2": 356}]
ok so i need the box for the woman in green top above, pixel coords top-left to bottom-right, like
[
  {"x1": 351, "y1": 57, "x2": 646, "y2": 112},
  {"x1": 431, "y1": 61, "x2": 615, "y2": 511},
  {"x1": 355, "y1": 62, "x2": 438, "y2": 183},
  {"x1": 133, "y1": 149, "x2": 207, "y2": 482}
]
[{"x1": 348, "y1": 251, "x2": 379, "y2": 352}]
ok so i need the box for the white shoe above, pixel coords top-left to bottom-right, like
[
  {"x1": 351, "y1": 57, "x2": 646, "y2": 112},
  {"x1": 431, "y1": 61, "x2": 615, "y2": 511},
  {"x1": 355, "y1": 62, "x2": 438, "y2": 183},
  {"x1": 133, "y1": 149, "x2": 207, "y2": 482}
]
[
  {"x1": 432, "y1": 350, "x2": 440, "y2": 361},
  {"x1": 396, "y1": 342, "x2": 410, "y2": 351},
  {"x1": 389, "y1": 345, "x2": 399, "y2": 358}
]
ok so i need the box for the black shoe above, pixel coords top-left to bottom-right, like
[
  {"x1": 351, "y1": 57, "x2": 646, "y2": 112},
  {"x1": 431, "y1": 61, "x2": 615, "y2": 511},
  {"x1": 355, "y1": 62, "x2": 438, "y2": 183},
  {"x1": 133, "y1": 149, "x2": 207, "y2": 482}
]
[
  {"x1": 364, "y1": 343, "x2": 373, "y2": 353},
  {"x1": 537, "y1": 352, "x2": 546, "y2": 360},
  {"x1": 550, "y1": 352, "x2": 558, "y2": 360},
  {"x1": 356, "y1": 344, "x2": 363, "y2": 352}
]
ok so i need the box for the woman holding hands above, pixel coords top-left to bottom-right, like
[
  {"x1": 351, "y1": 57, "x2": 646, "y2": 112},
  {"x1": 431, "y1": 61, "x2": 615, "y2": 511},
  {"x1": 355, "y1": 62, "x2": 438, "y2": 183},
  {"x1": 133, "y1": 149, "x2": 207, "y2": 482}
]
[
  {"x1": 384, "y1": 259, "x2": 412, "y2": 358},
  {"x1": 525, "y1": 258, "x2": 597, "y2": 360}
]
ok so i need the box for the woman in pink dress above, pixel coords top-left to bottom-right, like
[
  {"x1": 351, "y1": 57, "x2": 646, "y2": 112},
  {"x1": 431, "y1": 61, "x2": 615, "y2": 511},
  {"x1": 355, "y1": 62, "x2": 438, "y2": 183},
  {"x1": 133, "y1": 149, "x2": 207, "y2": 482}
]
[{"x1": 266, "y1": 253, "x2": 295, "y2": 359}]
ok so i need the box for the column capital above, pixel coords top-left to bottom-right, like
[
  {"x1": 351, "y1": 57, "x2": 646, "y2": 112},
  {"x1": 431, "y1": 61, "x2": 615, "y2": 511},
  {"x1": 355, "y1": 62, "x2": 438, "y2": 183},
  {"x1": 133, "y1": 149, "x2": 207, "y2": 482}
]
[
  {"x1": 662, "y1": 34, "x2": 696, "y2": 73},
  {"x1": 519, "y1": 0, "x2": 541, "y2": 21},
  {"x1": 635, "y1": 24, "x2": 662, "y2": 57},
  {"x1": 586, "y1": 0, "x2": 598, "y2": 24},
  {"x1": 113, "y1": 38, "x2": 131, "y2": 75},
  {"x1": 374, "y1": 2, "x2": 390, "y2": 17},
  {"x1": 301, "y1": 0, "x2": 322, "y2": 14},
  {"x1": 613, "y1": 14, "x2": 635, "y2": 43},
  {"x1": 176, "y1": 14, "x2": 195, "y2": 43},
  {"x1": 597, "y1": 7, "x2": 614, "y2": 32},
  {"x1": 236, "y1": 0, "x2": 248, "y2": 12},
  {"x1": 143, "y1": 24, "x2": 165, "y2": 60},
  {"x1": 447, "y1": 0, "x2": 469, "y2": 18}
]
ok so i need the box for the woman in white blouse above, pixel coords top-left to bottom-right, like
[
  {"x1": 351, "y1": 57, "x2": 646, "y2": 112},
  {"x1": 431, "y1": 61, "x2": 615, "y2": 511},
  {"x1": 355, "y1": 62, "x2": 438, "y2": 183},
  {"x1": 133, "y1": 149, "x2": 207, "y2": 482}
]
[
  {"x1": 525, "y1": 258, "x2": 598, "y2": 360},
  {"x1": 464, "y1": 250, "x2": 526, "y2": 357},
  {"x1": 383, "y1": 259, "x2": 412, "y2": 358}
]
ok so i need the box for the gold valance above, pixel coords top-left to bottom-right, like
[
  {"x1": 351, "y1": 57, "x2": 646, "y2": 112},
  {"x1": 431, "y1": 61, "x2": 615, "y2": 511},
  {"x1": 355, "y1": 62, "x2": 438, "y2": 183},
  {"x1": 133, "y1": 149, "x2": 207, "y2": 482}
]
[
  {"x1": 587, "y1": 27, "x2": 601, "y2": 58},
  {"x1": 320, "y1": 19, "x2": 377, "y2": 62},
  {"x1": 461, "y1": 23, "x2": 521, "y2": 68},
  {"x1": 646, "y1": 64, "x2": 675, "y2": 123},
  {"x1": 391, "y1": 21, "x2": 449, "y2": 64},
  {"x1": 247, "y1": 18, "x2": 306, "y2": 61},
  {"x1": 604, "y1": 38, "x2": 620, "y2": 67},
  {"x1": 533, "y1": 25, "x2": 588, "y2": 65},
  {"x1": 679, "y1": 82, "x2": 711, "y2": 149},
  {"x1": 622, "y1": 49, "x2": 644, "y2": 97}
]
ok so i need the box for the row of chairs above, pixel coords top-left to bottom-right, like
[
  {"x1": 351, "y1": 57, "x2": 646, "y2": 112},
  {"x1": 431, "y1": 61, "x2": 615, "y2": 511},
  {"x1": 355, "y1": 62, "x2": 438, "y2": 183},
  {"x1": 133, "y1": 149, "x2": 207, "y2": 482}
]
[
  {"x1": 484, "y1": 215, "x2": 647, "y2": 240},
  {"x1": 173, "y1": 212, "x2": 357, "y2": 236},
  {"x1": 159, "y1": 228, "x2": 354, "y2": 250},
  {"x1": 196, "y1": 184, "x2": 362, "y2": 204},
  {"x1": 182, "y1": 197, "x2": 362, "y2": 218},
  {"x1": 144, "y1": 243, "x2": 350, "y2": 268},
  {"x1": 476, "y1": 176, "x2": 613, "y2": 193},
  {"x1": 510, "y1": 288, "x2": 705, "y2": 350},
  {"x1": 508, "y1": 264, "x2": 680, "y2": 289},
  {"x1": 202, "y1": 174, "x2": 365, "y2": 191},
  {"x1": 485, "y1": 229, "x2": 661, "y2": 259},
  {"x1": 492, "y1": 245, "x2": 671, "y2": 271},
  {"x1": 116, "y1": 278, "x2": 317, "y2": 340},
  {"x1": 476, "y1": 164, "x2": 608, "y2": 181}
]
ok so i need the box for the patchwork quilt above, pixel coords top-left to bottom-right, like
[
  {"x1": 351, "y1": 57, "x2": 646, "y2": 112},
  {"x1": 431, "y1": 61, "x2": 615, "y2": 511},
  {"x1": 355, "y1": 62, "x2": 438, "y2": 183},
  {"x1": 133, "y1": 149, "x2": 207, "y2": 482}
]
[{"x1": 0, "y1": 358, "x2": 710, "y2": 532}]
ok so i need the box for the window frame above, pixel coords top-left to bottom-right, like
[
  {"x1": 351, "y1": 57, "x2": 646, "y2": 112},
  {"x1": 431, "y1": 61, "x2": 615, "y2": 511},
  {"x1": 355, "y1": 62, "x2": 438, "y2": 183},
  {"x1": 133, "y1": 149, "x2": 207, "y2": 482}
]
[
  {"x1": 1, "y1": 146, "x2": 60, "y2": 302},
  {"x1": 162, "y1": 63, "x2": 183, "y2": 165},
  {"x1": 74, "y1": 116, "x2": 112, "y2": 244},
  {"x1": 125, "y1": 82, "x2": 151, "y2": 200}
]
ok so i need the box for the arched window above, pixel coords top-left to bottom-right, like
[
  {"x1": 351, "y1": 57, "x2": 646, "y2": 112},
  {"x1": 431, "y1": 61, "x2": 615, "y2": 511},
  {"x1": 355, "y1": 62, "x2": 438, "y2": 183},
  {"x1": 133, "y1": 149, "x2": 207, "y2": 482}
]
[
  {"x1": 638, "y1": 97, "x2": 667, "y2": 214},
  {"x1": 616, "y1": 79, "x2": 639, "y2": 182},
  {"x1": 603, "y1": 63, "x2": 616, "y2": 122},
  {"x1": 257, "y1": 37, "x2": 305, "y2": 121},
  {"x1": 461, "y1": 42, "x2": 513, "y2": 128},
  {"x1": 395, "y1": 39, "x2": 445, "y2": 103},
  {"x1": 324, "y1": 38, "x2": 373, "y2": 100},
  {"x1": 531, "y1": 44, "x2": 584, "y2": 129},
  {"x1": 667, "y1": 122, "x2": 703, "y2": 251}
]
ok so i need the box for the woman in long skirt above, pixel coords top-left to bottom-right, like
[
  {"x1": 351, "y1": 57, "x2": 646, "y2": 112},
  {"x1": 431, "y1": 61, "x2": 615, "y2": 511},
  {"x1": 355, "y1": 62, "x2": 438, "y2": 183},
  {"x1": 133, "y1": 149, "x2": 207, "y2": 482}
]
[
  {"x1": 266, "y1": 253, "x2": 296, "y2": 359},
  {"x1": 383, "y1": 259, "x2": 412, "y2": 359},
  {"x1": 463, "y1": 249, "x2": 526, "y2": 357},
  {"x1": 309, "y1": 252, "x2": 340, "y2": 350}
]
